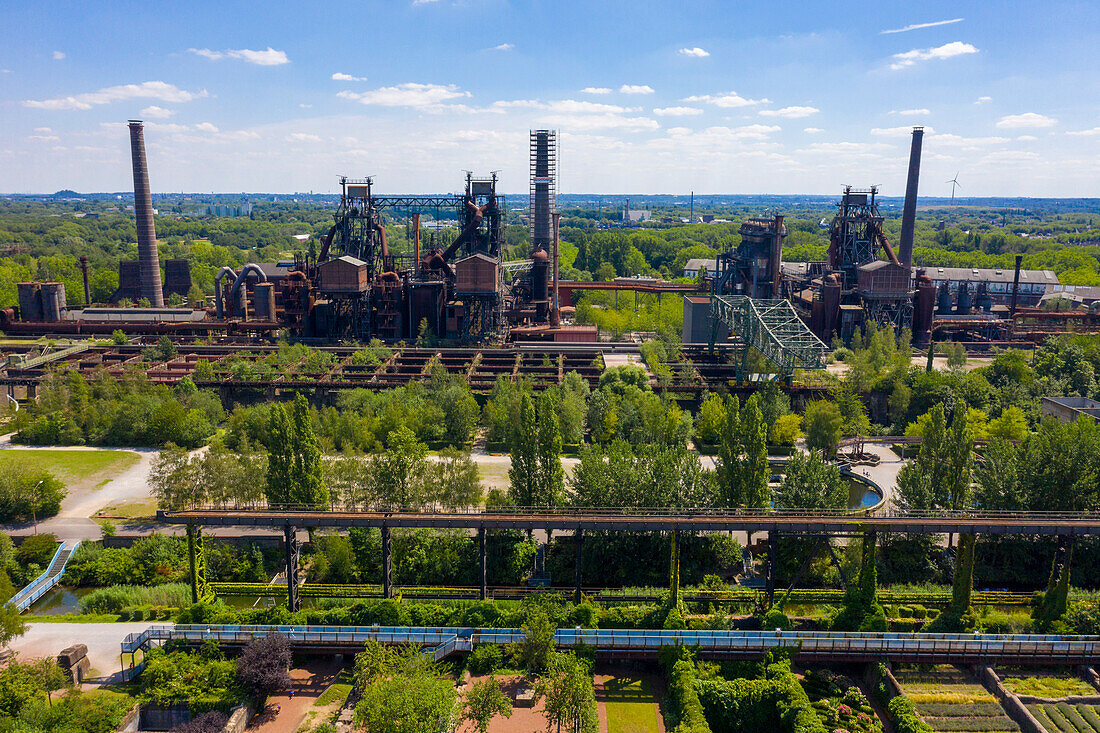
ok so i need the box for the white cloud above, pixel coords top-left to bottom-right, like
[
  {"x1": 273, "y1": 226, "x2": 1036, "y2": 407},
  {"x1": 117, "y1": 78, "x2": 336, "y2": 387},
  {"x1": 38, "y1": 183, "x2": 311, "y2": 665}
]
[
  {"x1": 140, "y1": 105, "x2": 175, "y2": 119},
  {"x1": 760, "y1": 105, "x2": 819, "y2": 118},
  {"x1": 494, "y1": 99, "x2": 640, "y2": 115},
  {"x1": 23, "y1": 81, "x2": 208, "y2": 111},
  {"x1": 34, "y1": 127, "x2": 52, "y2": 133},
  {"x1": 299, "y1": 103, "x2": 312, "y2": 108},
  {"x1": 890, "y1": 108, "x2": 931, "y2": 116},
  {"x1": 804, "y1": 127, "x2": 824, "y2": 133},
  {"x1": 28, "y1": 133, "x2": 60, "y2": 142},
  {"x1": 332, "y1": 72, "x2": 366, "y2": 81},
  {"x1": 890, "y1": 41, "x2": 977, "y2": 70},
  {"x1": 0, "y1": 69, "x2": 10, "y2": 74},
  {"x1": 975, "y1": 96, "x2": 992, "y2": 104},
  {"x1": 412, "y1": 0, "x2": 439, "y2": 4},
  {"x1": 653, "y1": 106, "x2": 703, "y2": 117},
  {"x1": 194, "y1": 122, "x2": 219, "y2": 133},
  {"x1": 1067, "y1": 127, "x2": 1100, "y2": 136},
  {"x1": 620, "y1": 84, "x2": 655, "y2": 95},
  {"x1": 535, "y1": 113, "x2": 658, "y2": 132},
  {"x1": 489, "y1": 43, "x2": 514, "y2": 51},
  {"x1": 287, "y1": 133, "x2": 322, "y2": 142},
  {"x1": 52, "y1": 51, "x2": 65, "y2": 60},
  {"x1": 337, "y1": 82, "x2": 471, "y2": 110},
  {"x1": 996, "y1": 112, "x2": 1057, "y2": 129},
  {"x1": 581, "y1": 87, "x2": 611, "y2": 95},
  {"x1": 188, "y1": 47, "x2": 289, "y2": 66},
  {"x1": 931, "y1": 133, "x2": 1008, "y2": 146},
  {"x1": 1016, "y1": 135, "x2": 1038, "y2": 141},
  {"x1": 682, "y1": 91, "x2": 769, "y2": 108},
  {"x1": 871, "y1": 125, "x2": 933, "y2": 137},
  {"x1": 678, "y1": 47, "x2": 709, "y2": 58},
  {"x1": 881, "y1": 18, "x2": 964, "y2": 34}
]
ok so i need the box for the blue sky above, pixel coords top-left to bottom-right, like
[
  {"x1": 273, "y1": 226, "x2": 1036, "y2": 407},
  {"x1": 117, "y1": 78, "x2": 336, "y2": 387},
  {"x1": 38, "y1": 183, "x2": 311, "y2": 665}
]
[{"x1": 2, "y1": 0, "x2": 1099, "y2": 196}]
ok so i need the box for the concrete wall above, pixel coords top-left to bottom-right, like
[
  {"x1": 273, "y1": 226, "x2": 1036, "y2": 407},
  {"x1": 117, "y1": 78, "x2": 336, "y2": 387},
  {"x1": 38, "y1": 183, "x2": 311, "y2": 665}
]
[
  {"x1": 223, "y1": 703, "x2": 254, "y2": 733},
  {"x1": 977, "y1": 666, "x2": 1046, "y2": 733}
]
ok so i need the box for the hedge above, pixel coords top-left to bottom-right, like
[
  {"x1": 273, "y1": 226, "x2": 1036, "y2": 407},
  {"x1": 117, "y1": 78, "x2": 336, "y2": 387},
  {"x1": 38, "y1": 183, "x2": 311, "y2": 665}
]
[
  {"x1": 667, "y1": 659, "x2": 712, "y2": 733},
  {"x1": 695, "y1": 661, "x2": 826, "y2": 733},
  {"x1": 888, "y1": 694, "x2": 935, "y2": 733}
]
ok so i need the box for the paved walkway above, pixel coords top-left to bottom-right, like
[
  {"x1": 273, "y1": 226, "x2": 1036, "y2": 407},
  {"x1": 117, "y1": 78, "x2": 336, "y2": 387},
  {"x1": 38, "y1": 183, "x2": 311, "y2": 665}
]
[{"x1": 9, "y1": 622, "x2": 158, "y2": 684}]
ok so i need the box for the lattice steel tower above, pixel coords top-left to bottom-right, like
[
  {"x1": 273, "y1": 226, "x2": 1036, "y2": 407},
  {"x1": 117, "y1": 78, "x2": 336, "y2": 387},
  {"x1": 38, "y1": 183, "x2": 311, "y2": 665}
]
[{"x1": 529, "y1": 130, "x2": 557, "y2": 250}]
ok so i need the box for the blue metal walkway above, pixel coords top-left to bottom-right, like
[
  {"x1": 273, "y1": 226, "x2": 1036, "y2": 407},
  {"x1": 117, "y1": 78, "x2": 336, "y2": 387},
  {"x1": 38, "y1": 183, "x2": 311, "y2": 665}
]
[
  {"x1": 9, "y1": 541, "x2": 81, "y2": 613},
  {"x1": 119, "y1": 624, "x2": 1100, "y2": 681}
]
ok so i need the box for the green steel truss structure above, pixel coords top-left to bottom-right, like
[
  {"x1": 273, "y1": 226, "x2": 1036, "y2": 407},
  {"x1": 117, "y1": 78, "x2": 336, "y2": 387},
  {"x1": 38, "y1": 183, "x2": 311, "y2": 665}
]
[{"x1": 709, "y1": 295, "x2": 828, "y2": 381}]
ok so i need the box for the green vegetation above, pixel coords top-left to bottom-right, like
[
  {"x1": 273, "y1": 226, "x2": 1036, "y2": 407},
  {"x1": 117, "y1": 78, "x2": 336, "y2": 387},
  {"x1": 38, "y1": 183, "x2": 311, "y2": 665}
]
[
  {"x1": 1001, "y1": 675, "x2": 1097, "y2": 699},
  {"x1": 12, "y1": 371, "x2": 223, "y2": 448},
  {"x1": 1028, "y1": 704, "x2": 1100, "y2": 733},
  {"x1": 895, "y1": 666, "x2": 1019, "y2": 733},
  {"x1": 79, "y1": 583, "x2": 191, "y2": 613},
  {"x1": 604, "y1": 677, "x2": 661, "y2": 733},
  {"x1": 0, "y1": 449, "x2": 139, "y2": 487},
  {"x1": 0, "y1": 655, "x2": 132, "y2": 732},
  {"x1": 0, "y1": 463, "x2": 65, "y2": 524}
]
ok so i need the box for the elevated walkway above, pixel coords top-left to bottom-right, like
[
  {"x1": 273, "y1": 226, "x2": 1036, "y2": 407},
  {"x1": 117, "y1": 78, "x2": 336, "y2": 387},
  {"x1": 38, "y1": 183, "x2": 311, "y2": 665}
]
[
  {"x1": 9, "y1": 541, "x2": 81, "y2": 613},
  {"x1": 119, "y1": 624, "x2": 1100, "y2": 681}
]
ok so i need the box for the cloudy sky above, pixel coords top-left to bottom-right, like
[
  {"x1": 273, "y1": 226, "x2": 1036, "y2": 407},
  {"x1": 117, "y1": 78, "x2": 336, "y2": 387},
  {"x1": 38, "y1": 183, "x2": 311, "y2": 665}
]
[{"x1": 2, "y1": 0, "x2": 1098, "y2": 196}]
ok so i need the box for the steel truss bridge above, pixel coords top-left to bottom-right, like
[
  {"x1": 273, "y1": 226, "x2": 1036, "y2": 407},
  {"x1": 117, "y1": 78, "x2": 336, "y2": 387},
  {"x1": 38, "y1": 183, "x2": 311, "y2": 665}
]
[
  {"x1": 708, "y1": 295, "x2": 828, "y2": 381},
  {"x1": 164, "y1": 506, "x2": 1099, "y2": 612},
  {"x1": 119, "y1": 624, "x2": 1100, "y2": 681}
]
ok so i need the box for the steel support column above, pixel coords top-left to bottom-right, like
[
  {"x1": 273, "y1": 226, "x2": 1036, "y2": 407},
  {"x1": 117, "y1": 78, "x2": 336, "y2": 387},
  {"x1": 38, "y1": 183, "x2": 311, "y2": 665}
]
[
  {"x1": 574, "y1": 529, "x2": 584, "y2": 605},
  {"x1": 765, "y1": 531, "x2": 779, "y2": 608},
  {"x1": 382, "y1": 524, "x2": 393, "y2": 599},
  {"x1": 283, "y1": 525, "x2": 300, "y2": 612},
  {"x1": 478, "y1": 527, "x2": 487, "y2": 601}
]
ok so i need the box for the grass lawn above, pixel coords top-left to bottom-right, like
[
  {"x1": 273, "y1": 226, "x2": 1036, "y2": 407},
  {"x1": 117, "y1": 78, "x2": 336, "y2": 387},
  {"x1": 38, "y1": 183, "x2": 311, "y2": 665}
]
[
  {"x1": 0, "y1": 449, "x2": 139, "y2": 489},
  {"x1": 603, "y1": 677, "x2": 660, "y2": 733},
  {"x1": 315, "y1": 683, "x2": 353, "y2": 708},
  {"x1": 94, "y1": 499, "x2": 158, "y2": 521}
]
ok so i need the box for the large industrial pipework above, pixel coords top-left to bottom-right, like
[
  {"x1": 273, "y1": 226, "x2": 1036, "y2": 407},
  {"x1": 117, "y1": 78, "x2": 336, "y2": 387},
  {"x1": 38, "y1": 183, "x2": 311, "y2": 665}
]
[
  {"x1": 127, "y1": 121, "x2": 164, "y2": 307},
  {"x1": 228, "y1": 264, "x2": 268, "y2": 319},
  {"x1": 898, "y1": 127, "x2": 924, "y2": 272},
  {"x1": 214, "y1": 267, "x2": 237, "y2": 319}
]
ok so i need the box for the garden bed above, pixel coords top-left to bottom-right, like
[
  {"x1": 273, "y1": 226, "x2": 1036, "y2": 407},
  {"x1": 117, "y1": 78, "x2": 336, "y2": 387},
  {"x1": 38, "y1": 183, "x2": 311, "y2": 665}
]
[
  {"x1": 1027, "y1": 703, "x2": 1100, "y2": 733},
  {"x1": 895, "y1": 666, "x2": 1019, "y2": 733}
]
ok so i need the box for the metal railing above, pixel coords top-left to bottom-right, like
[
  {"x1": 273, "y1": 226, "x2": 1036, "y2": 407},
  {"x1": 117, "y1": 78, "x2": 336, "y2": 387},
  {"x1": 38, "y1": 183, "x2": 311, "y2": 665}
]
[
  {"x1": 161, "y1": 503, "x2": 1100, "y2": 523},
  {"x1": 121, "y1": 625, "x2": 1100, "y2": 667},
  {"x1": 9, "y1": 541, "x2": 81, "y2": 613}
]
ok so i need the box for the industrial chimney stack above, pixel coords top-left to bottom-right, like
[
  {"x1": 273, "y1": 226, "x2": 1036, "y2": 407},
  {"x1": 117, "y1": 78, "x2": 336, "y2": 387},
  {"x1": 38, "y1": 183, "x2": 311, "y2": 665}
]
[
  {"x1": 897, "y1": 126, "x2": 924, "y2": 274},
  {"x1": 128, "y1": 120, "x2": 164, "y2": 307}
]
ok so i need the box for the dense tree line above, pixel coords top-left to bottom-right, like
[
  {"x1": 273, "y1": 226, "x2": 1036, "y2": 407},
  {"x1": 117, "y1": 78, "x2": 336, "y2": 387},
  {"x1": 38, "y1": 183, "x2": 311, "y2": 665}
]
[{"x1": 12, "y1": 371, "x2": 222, "y2": 449}]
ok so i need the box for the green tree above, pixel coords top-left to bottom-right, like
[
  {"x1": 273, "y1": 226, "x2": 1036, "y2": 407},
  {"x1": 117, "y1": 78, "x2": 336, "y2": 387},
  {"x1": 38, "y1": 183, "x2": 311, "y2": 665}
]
[
  {"x1": 355, "y1": 673, "x2": 456, "y2": 733},
  {"x1": 509, "y1": 393, "x2": 539, "y2": 506},
  {"x1": 461, "y1": 677, "x2": 513, "y2": 733},
  {"x1": 536, "y1": 653, "x2": 599, "y2": 733},
  {"x1": 535, "y1": 393, "x2": 564, "y2": 507},
  {"x1": 371, "y1": 426, "x2": 428, "y2": 506},
  {"x1": 694, "y1": 393, "x2": 725, "y2": 446},
  {"x1": 516, "y1": 608, "x2": 555, "y2": 673},
  {"x1": 288, "y1": 392, "x2": 326, "y2": 506},
  {"x1": 265, "y1": 403, "x2": 294, "y2": 506},
  {"x1": 715, "y1": 394, "x2": 770, "y2": 508},
  {"x1": 803, "y1": 401, "x2": 844, "y2": 456},
  {"x1": 0, "y1": 602, "x2": 27, "y2": 648},
  {"x1": 776, "y1": 450, "x2": 847, "y2": 509}
]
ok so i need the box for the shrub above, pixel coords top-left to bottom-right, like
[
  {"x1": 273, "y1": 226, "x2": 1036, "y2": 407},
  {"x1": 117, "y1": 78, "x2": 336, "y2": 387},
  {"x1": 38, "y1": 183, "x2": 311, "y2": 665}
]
[
  {"x1": 16, "y1": 534, "x2": 58, "y2": 568},
  {"x1": 762, "y1": 608, "x2": 791, "y2": 631},
  {"x1": 467, "y1": 644, "x2": 504, "y2": 675},
  {"x1": 888, "y1": 695, "x2": 934, "y2": 733},
  {"x1": 236, "y1": 634, "x2": 291, "y2": 700},
  {"x1": 174, "y1": 711, "x2": 230, "y2": 733}
]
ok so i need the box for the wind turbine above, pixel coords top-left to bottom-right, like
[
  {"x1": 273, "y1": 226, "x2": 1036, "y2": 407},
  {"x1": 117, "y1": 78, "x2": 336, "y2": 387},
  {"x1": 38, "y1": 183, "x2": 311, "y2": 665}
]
[{"x1": 947, "y1": 172, "x2": 961, "y2": 205}]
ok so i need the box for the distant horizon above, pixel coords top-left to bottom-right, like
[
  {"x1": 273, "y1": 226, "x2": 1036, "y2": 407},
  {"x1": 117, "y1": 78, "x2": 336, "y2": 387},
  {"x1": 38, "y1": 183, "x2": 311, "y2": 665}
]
[{"x1": 6, "y1": 190, "x2": 1100, "y2": 205}]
